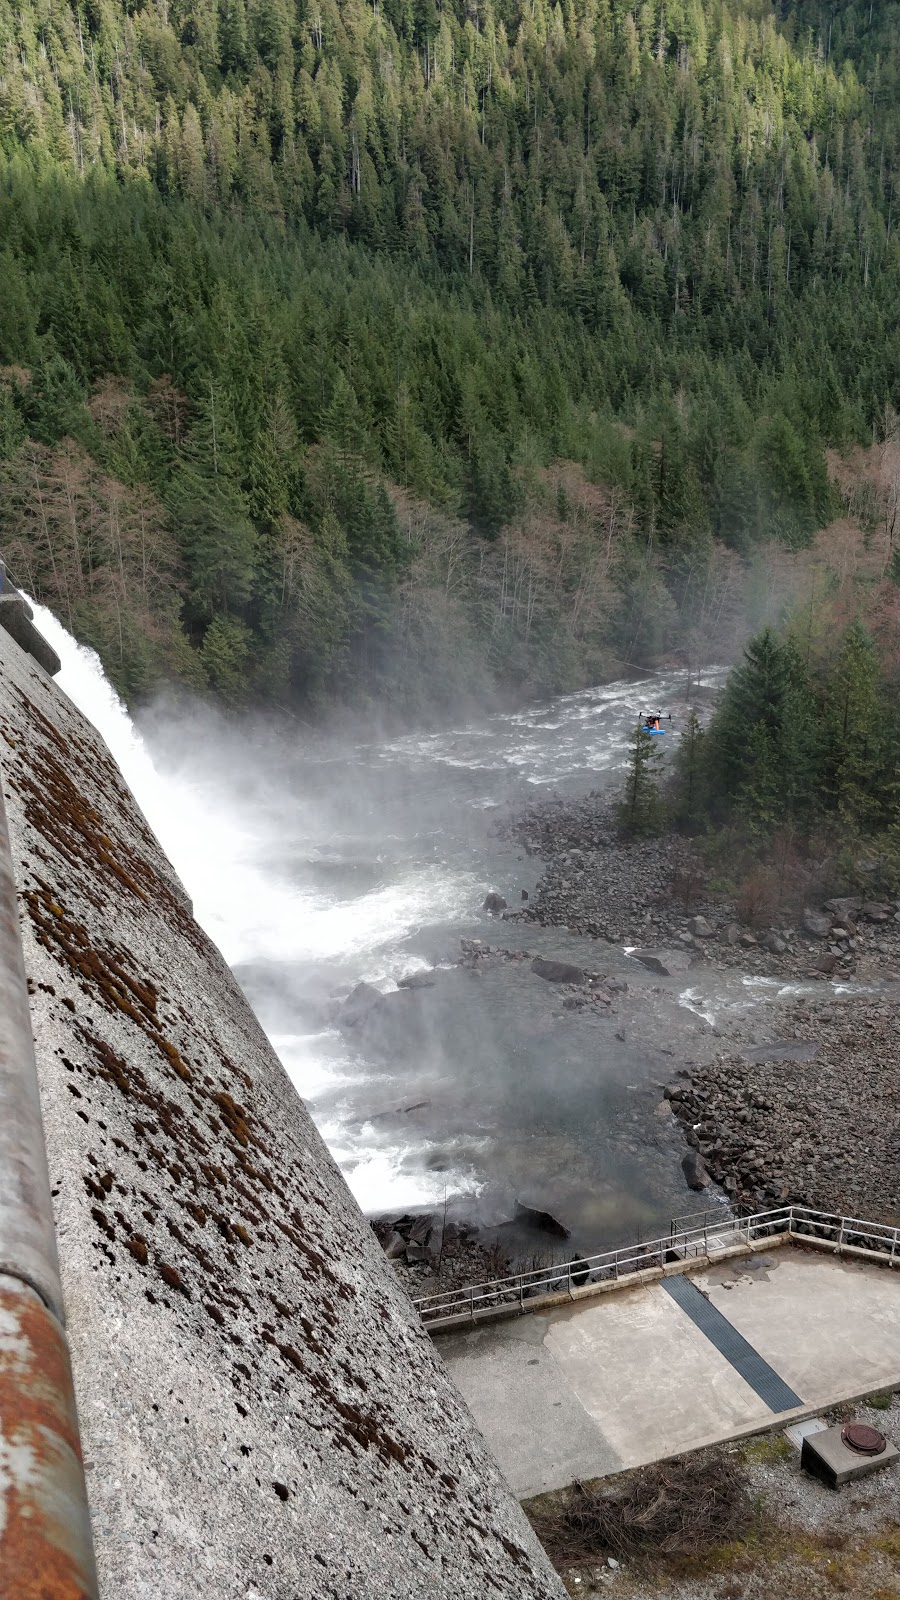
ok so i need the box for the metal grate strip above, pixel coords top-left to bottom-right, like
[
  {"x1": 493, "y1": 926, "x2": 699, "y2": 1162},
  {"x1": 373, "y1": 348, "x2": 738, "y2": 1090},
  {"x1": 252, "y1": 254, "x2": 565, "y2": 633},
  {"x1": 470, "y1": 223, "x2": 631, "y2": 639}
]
[{"x1": 661, "y1": 1274, "x2": 802, "y2": 1412}]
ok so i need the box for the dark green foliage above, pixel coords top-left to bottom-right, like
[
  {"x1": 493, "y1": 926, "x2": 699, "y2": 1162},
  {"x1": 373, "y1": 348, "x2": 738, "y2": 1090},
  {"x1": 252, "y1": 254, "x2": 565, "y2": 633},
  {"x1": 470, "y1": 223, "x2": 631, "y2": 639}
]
[
  {"x1": 618, "y1": 727, "x2": 664, "y2": 837},
  {"x1": 820, "y1": 621, "x2": 891, "y2": 833},
  {"x1": 0, "y1": 0, "x2": 899, "y2": 708},
  {"x1": 673, "y1": 710, "x2": 705, "y2": 831},
  {"x1": 685, "y1": 620, "x2": 900, "y2": 850}
]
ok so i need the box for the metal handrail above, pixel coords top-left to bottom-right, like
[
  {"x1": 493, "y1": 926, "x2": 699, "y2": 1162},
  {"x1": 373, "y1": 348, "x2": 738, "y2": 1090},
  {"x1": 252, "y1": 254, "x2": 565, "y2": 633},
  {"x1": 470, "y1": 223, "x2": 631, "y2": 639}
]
[
  {"x1": 0, "y1": 758, "x2": 99, "y2": 1594},
  {"x1": 415, "y1": 1203, "x2": 900, "y2": 1326}
]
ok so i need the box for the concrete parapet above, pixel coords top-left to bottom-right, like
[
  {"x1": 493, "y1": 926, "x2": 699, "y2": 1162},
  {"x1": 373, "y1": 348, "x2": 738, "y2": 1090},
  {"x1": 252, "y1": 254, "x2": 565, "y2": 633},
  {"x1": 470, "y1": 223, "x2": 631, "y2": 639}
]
[
  {"x1": 0, "y1": 591, "x2": 61, "y2": 677},
  {"x1": 0, "y1": 774, "x2": 64, "y2": 1318},
  {"x1": 0, "y1": 769, "x2": 98, "y2": 1595}
]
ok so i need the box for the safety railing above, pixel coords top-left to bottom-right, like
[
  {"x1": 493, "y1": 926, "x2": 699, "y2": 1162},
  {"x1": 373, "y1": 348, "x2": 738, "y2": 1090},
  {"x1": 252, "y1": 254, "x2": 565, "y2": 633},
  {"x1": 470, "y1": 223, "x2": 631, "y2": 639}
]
[{"x1": 415, "y1": 1203, "x2": 900, "y2": 1329}]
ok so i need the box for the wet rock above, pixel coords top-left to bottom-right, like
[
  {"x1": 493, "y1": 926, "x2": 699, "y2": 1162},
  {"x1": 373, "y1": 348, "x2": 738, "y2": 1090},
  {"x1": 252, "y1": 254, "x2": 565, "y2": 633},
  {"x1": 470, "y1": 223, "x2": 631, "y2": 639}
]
[
  {"x1": 681, "y1": 1151, "x2": 711, "y2": 1191},
  {"x1": 397, "y1": 971, "x2": 437, "y2": 989},
  {"x1": 631, "y1": 948, "x2": 695, "y2": 976},
  {"x1": 521, "y1": 889, "x2": 529, "y2": 901},
  {"x1": 824, "y1": 896, "x2": 862, "y2": 918},
  {"x1": 483, "y1": 891, "x2": 508, "y2": 913},
  {"x1": 338, "y1": 981, "x2": 384, "y2": 1028},
  {"x1": 515, "y1": 1201, "x2": 570, "y2": 1239},
  {"x1": 408, "y1": 1214, "x2": 434, "y2": 1246},
  {"x1": 802, "y1": 909, "x2": 832, "y2": 939},
  {"x1": 531, "y1": 957, "x2": 585, "y2": 985}
]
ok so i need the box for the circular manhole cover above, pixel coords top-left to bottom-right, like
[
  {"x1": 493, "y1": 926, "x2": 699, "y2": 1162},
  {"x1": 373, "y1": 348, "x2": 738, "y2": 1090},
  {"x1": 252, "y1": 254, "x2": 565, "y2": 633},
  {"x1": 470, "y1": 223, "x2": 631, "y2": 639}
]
[{"x1": 841, "y1": 1424, "x2": 887, "y2": 1456}]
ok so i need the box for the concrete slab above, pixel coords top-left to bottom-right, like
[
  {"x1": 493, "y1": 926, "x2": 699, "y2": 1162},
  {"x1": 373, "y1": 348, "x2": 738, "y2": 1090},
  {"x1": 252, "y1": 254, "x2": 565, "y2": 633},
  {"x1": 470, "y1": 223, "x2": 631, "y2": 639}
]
[
  {"x1": 437, "y1": 1250, "x2": 900, "y2": 1498},
  {"x1": 542, "y1": 1284, "x2": 770, "y2": 1468},
  {"x1": 699, "y1": 1253, "x2": 900, "y2": 1400},
  {"x1": 444, "y1": 1315, "x2": 622, "y2": 1498}
]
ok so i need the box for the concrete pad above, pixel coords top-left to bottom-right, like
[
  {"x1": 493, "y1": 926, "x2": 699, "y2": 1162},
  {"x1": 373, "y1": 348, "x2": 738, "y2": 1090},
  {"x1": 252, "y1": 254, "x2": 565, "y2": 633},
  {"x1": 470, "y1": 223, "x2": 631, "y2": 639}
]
[
  {"x1": 440, "y1": 1281, "x2": 772, "y2": 1495},
  {"x1": 542, "y1": 1283, "x2": 770, "y2": 1467},
  {"x1": 437, "y1": 1251, "x2": 900, "y2": 1497},
  {"x1": 438, "y1": 1315, "x2": 622, "y2": 1498},
  {"x1": 700, "y1": 1253, "x2": 900, "y2": 1402}
]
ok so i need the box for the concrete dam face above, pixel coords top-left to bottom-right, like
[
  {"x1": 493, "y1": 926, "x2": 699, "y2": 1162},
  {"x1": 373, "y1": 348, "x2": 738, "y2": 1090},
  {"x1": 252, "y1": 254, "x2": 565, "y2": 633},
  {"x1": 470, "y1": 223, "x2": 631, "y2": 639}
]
[{"x1": 0, "y1": 620, "x2": 563, "y2": 1599}]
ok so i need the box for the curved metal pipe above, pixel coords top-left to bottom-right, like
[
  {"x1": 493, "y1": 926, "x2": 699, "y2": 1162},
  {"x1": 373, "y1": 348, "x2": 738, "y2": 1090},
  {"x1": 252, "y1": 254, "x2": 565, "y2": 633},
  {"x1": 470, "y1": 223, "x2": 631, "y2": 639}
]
[
  {"x1": 0, "y1": 772, "x2": 64, "y2": 1321},
  {"x1": 0, "y1": 770, "x2": 99, "y2": 1597}
]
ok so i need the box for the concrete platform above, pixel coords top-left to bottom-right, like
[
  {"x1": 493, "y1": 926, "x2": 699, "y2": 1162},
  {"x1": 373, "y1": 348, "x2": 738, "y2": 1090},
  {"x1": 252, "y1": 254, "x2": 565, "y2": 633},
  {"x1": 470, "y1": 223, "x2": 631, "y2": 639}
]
[{"x1": 438, "y1": 1248, "x2": 900, "y2": 1498}]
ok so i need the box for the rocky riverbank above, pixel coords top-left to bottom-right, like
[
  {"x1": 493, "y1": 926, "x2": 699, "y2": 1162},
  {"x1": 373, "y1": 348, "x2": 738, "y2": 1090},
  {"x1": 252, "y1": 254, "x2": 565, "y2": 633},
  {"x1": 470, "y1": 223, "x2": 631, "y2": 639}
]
[
  {"x1": 666, "y1": 996, "x2": 900, "y2": 1221},
  {"x1": 370, "y1": 1212, "x2": 510, "y2": 1301},
  {"x1": 496, "y1": 793, "x2": 900, "y2": 1225}
]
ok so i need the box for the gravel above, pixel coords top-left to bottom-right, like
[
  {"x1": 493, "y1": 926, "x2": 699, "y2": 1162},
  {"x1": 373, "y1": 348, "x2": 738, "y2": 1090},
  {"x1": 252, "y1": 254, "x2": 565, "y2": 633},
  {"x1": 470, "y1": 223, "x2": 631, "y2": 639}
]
[
  {"x1": 669, "y1": 998, "x2": 900, "y2": 1219},
  {"x1": 542, "y1": 1391, "x2": 900, "y2": 1600},
  {"x1": 499, "y1": 793, "x2": 900, "y2": 1225}
]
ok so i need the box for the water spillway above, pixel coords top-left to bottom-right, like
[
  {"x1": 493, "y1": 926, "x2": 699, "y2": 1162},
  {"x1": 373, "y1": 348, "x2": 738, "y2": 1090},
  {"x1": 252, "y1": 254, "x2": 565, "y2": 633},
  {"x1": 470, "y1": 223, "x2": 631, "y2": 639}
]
[
  {"x1": 31, "y1": 604, "x2": 729, "y2": 1250},
  {"x1": 0, "y1": 614, "x2": 563, "y2": 1595}
]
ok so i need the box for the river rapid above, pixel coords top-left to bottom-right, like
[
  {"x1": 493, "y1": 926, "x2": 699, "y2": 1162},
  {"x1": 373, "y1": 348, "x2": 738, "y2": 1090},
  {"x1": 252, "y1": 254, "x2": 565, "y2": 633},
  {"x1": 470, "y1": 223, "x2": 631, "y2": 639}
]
[{"x1": 32, "y1": 603, "x2": 751, "y2": 1254}]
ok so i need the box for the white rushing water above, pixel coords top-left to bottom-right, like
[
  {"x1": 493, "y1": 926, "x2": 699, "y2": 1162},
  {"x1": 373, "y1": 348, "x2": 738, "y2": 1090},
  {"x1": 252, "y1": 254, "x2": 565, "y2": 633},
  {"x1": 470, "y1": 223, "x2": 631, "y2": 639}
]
[
  {"x1": 32, "y1": 602, "x2": 483, "y2": 1209},
  {"x1": 31, "y1": 600, "x2": 729, "y2": 1225}
]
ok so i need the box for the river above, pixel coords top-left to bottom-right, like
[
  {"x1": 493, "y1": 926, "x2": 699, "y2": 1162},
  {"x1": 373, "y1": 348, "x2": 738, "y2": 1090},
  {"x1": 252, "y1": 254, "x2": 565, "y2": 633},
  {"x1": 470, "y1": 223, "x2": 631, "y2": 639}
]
[{"x1": 31, "y1": 603, "x2": 755, "y2": 1254}]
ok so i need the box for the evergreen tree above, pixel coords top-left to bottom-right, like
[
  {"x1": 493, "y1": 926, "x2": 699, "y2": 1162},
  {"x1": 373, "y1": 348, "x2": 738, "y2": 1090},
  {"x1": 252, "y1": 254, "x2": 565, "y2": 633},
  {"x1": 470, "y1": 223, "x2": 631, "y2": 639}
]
[
  {"x1": 820, "y1": 621, "x2": 885, "y2": 834},
  {"x1": 618, "y1": 726, "x2": 664, "y2": 836}
]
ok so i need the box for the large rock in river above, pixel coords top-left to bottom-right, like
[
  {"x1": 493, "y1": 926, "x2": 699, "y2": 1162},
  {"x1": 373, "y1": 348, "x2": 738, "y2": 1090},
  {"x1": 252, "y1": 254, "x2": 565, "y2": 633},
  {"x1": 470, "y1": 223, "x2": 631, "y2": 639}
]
[
  {"x1": 338, "y1": 980, "x2": 384, "y2": 1028},
  {"x1": 681, "y1": 1151, "x2": 711, "y2": 1191},
  {"x1": 515, "y1": 1201, "x2": 571, "y2": 1239},
  {"x1": 630, "y1": 947, "x2": 695, "y2": 977},
  {"x1": 531, "y1": 957, "x2": 585, "y2": 985}
]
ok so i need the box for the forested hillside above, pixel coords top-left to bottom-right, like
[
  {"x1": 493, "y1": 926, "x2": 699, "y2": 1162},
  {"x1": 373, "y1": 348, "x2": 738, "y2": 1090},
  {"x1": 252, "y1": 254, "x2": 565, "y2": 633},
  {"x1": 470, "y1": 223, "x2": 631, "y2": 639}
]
[{"x1": 1, "y1": 0, "x2": 899, "y2": 709}]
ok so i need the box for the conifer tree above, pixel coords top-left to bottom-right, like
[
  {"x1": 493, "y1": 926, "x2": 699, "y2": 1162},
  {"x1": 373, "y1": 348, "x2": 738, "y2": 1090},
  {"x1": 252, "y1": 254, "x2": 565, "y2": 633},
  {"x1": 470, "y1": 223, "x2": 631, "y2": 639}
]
[
  {"x1": 821, "y1": 621, "x2": 884, "y2": 834},
  {"x1": 618, "y1": 725, "x2": 664, "y2": 836}
]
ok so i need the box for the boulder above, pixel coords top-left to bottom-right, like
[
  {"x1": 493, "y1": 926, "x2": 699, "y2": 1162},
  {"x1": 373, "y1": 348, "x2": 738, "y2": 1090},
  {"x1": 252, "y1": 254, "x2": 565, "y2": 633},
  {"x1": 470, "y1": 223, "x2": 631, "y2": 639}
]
[
  {"x1": 382, "y1": 1230, "x2": 407, "y2": 1260},
  {"x1": 531, "y1": 957, "x2": 585, "y2": 985},
  {"x1": 802, "y1": 909, "x2": 832, "y2": 940},
  {"x1": 338, "y1": 981, "x2": 384, "y2": 1028},
  {"x1": 724, "y1": 923, "x2": 742, "y2": 946},
  {"x1": 515, "y1": 1201, "x2": 570, "y2": 1239},
  {"x1": 569, "y1": 1256, "x2": 590, "y2": 1287},
  {"x1": 861, "y1": 901, "x2": 891, "y2": 922},
  {"x1": 739, "y1": 932, "x2": 757, "y2": 948},
  {"x1": 404, "y1": 1244, "x2": 430, "y2": 1264},
  {"x1": 483, "y1": 891, "x2": 508, "y2": 913},
  {"x1": 630, "y1": 947, "x2": 695, "y2": 976},
  {"x1": 397, "y1": 971, "x2": 437, "y2": 990},
  {"x1": 762, "y1": 931, "x2": 787, "y2": 955},
  {"x1": 688, "y1": 915, "x2": 715, "y2": 938},
  {"x1": 681, "y1": 1151, "x2": 711, "y2": 1191},
  {"x1": 824, "y1": 896, "x2": 862, "y2": 918}
]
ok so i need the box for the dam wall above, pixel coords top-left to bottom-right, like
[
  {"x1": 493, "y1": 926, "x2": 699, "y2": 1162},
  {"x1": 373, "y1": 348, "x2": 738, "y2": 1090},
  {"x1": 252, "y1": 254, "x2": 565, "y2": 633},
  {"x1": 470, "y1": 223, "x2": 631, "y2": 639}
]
[{"x1": 0, "y1": 616, "x2": 563, "y2": 1598}]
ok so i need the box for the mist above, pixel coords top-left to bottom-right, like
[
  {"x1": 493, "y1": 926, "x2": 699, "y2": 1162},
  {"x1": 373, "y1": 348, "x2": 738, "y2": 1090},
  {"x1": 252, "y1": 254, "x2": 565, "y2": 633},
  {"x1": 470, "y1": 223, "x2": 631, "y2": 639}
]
[{"x1": 34, "y1": 597, "x2": 735, "y2": 1243}]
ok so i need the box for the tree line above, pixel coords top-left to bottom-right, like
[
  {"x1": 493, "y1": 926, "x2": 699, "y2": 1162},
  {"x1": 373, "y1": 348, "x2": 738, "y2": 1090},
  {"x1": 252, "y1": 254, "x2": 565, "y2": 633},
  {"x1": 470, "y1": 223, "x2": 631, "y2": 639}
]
[
  {"x1": 0, "y1": 1, "x2": 899, "y2": 708},
  {"x1": 623, "y1": 619, "x2": 900, "y2": 886}
]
